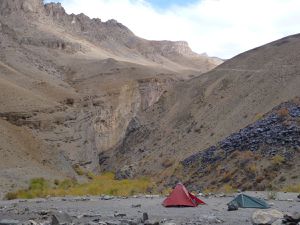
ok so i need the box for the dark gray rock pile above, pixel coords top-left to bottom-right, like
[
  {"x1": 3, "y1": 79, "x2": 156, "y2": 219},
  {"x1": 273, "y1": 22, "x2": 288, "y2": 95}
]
[{"x1": 182, "y1": 100, "x2": 300, "y2": 169}]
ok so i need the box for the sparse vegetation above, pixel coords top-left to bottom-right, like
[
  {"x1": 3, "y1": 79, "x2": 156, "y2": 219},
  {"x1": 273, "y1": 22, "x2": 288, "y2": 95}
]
[
  {"x1": 282, "y1": 183, "x2": 300, "y2": 192},
  {"x1": 162, "y1": 159, "x2": 174, "y2": 168},
  {"x1": 5, "y1": 173, "x2": 154, "y2": 200},
  {"x1": 277, "y1": 108, "x2": 289, "y2": 117},
  {"x1": 222, "y1": 184, "x2": 236, "y2": 194},
  {"x1": 271, "y1": 155, "x2": 285, "y2": 165},
  {"x1": 267, "y1": 191, "x2": 278, "y2": 200},
  {"x1": 254, "y1": 113, "x2": 264, "y2": 121},
  {"x1": 73, "y1": 164, "x2": 85, "y2": 176}
]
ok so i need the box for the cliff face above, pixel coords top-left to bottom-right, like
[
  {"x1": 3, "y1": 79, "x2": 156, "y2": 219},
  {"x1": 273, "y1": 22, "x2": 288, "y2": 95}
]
[{"x1": 0, "y1": 0, "x2": 43, "y2": 14}]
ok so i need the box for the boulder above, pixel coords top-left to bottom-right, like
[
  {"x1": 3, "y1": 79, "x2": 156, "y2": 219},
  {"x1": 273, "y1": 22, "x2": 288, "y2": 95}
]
[
  {"x1": 227, "y1": 202, "x2": 238, "y2": 211},
  {"x1": 102, "y1": 195, "x2": 114, "y2": 200},
  {"x1": 144, "y1": 220, "x2": 159, "y2": 225},
  {"x1": 271, "y1": 219, "x2": 283, "y2": 225},
  {"x1": 142, "y1": 212, "x2": 149, "y2": 222},
  {"x1": 114, "y1": 213, "x2": 126, "y2": 218},
  {"x1": 131, "y1": 204, "x2": 141, "y2": 208},
  {"x1": 282, "y1": 211, "x2": 300, "y2": 224},
  {"x1": 51, "y1": 211, "x2": 73, "y2": 225},
  {"x1": 252, "y1": 209, "x2": 284, "y2": 225},
  {"x1": 290, "y1": 212, "x2": 300, "y2": 221}
]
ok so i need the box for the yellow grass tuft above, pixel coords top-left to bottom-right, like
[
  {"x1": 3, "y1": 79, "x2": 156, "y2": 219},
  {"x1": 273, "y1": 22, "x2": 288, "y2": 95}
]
[
  {"x1": 5, "y1": 172, "x2": 154, "y2": 200},
  {"x1": 282, "y1": 183, "x2": 300, "y2": 192},
  {"x1": 271, "y1": 155, "x2": 285, "y2": 165}
]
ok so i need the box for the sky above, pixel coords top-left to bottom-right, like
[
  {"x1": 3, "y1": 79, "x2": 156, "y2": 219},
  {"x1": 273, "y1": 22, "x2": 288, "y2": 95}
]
[{"x1": 44, "y1": 0, "x2": 300, "y2": 59}]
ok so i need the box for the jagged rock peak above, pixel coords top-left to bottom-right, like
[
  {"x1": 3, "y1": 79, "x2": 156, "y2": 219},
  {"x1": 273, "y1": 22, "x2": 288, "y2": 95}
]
[
  {"x1": 44, "y1": 2, "x2": 66, "y2": 17},
  {"x1": 151, "y1": 40, "x2": 198, "y2": 57},
  {"x1": 0, "y1": 0, "x2": 44, "y2": 14}
]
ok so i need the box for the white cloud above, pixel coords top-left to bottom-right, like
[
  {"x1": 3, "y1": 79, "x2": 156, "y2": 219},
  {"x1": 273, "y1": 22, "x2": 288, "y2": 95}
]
[{"x1": 58, "y1": 0, "x2": 300, "y2": 58}]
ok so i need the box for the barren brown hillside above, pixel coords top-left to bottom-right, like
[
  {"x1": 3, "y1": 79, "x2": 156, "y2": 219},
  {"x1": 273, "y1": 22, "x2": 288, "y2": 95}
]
[
  {"x1": 0, "y1": 0, "x2": 222, "y2": 195},
  {"x1": 1, "y1": 0, "x2": 299, "y2": 196}
]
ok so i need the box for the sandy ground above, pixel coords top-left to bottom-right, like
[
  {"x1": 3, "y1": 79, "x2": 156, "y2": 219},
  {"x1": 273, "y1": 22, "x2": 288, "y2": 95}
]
[{"x1": 0, "y1": 192, "x2": 299, "y2": 224}]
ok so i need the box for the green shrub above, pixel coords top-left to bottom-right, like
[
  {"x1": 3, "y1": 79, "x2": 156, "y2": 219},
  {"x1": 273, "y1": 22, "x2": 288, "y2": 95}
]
[{"x1": 29, "y1": 178, "x2": 49, "y2": 190}]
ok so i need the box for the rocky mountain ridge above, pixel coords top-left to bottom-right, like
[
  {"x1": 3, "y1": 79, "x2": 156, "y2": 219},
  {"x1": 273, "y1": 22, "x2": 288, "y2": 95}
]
[{"x1": 0, "y1": 0, "x2": 218, "y2": 70}]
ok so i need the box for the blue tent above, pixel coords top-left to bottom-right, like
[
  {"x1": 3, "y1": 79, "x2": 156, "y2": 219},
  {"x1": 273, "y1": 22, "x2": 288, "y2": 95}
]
[{"x1": 227, "y1": 194, "x2": 270, "y2": 209}]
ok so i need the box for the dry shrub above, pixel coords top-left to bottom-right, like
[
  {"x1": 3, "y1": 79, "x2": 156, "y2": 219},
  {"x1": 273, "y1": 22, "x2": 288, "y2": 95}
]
[
  {"x1": 221, "y1": 184, "x2": 236, "y2": 194},
  {"x1": 255, "y1": 176, "x2": 264, "y2": 184},
  {"x1": 230, "y1": 151, "x2": 240, "y2": 159},
  {"x1": 267, "y1": 191, "x2": 278, "y2": 200},
  {"x1": 4, "y1": 173, "x2": 154, "y2": 199},
  {"x1": 220, "y1": 171, "x2": 233, "y2": 183},
  {"x1": 292, "y1": 97, "x2": 300, "y2": 105},
  {"x1": 162, "y1": 159, "x2": 174, "y2": 168},
  {"x1": 254, "y1": 113, "x2": 264, "y2": 121},
  {"x1": 282, "y1": 183, "x2": 300, "y2": 192},
  {"x1": 271, "y1": 155, "x2": 285, "y2": 166},
  {"x1": 247, "y1": 164, "x2": 257, "y2": 174},
  {"x1": 73, "y1": 164, "x2": 85, "y2": 176},
  {"x1": 277, "y1": 108, "x2": 289, "y2": 117}
]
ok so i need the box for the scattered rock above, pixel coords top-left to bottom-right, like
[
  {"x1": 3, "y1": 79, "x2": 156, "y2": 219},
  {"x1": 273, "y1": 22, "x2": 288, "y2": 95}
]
[
  {"x1": 102, "y1": 195, "x2": 114, "y2": 200},
  {"x1": 203, "y1": 215, "x2": 223, "y2": 224},
  {"x1": 271, "y1": 219, "x2": 283, "y2": 225},
  {"x1": 131, "y1": 204, "x2": 141, "y2": 208},
  {"x1": 0, "y1": 220, "x2": 19, "y2": 225},
  {"x1": 252, "y1": 209, "x2": 284, "y2": 225},
  {"x1": 39, "y1": 210, "x2": 50, "y2": 216},
  {"x1": 144, "y1": 220, "x2": 159, "y2": 225},
  {"x1": 97, "y1": 222, "x2": 107, "y2": 225},
  {"x1": 28, "y1": 220, "x2": 38, "y2": 225},
  {"x1": 51, "y1": 211, "x2": 73, "y2": 225},
  {"x1": 227, "y1": 202, "x2": 238, "y2": 211},
  {"x1": 115, "y1": 164, "x2": 136, "y2": 180},
  {"x1": 282, "y1": 211, "x2": 300, "y2": 224},
  {"x1": 105, "y1": 221, "x2": 121, "y2": 225},
  {"x1": 142, "y1": 212, "x2": 149, "y2": 222},
  {"x1": 114, "y1": 212, "x2": 126, "y2": 218}
]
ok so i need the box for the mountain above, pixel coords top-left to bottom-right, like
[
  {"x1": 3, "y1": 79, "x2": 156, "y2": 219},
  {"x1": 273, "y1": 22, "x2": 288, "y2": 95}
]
[
  {"x1": 0, "y1": 0, "x2": 222, "y2": 195},
  {"x1": 103, "y1": 33, "x2": 300, "y2": 191},
  {"x1": 1, "y1": 0, "x2": 299, "y2": 196}
]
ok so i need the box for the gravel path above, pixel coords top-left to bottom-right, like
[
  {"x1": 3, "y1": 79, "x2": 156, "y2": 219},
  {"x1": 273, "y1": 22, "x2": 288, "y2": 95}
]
[{"x1": 0, "y1": 192, "x2": 299, "y2": 224}]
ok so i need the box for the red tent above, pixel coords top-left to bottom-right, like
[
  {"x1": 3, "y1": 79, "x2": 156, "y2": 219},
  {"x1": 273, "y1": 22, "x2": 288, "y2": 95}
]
[{"x1": 162, "y1": 183, "x2": 206, "y2": 207}]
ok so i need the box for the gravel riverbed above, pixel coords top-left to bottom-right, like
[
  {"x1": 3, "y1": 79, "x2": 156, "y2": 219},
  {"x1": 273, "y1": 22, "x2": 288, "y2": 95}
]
[{"x1": 0, "y1": 192, "x2": 299, "y2": 225}]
